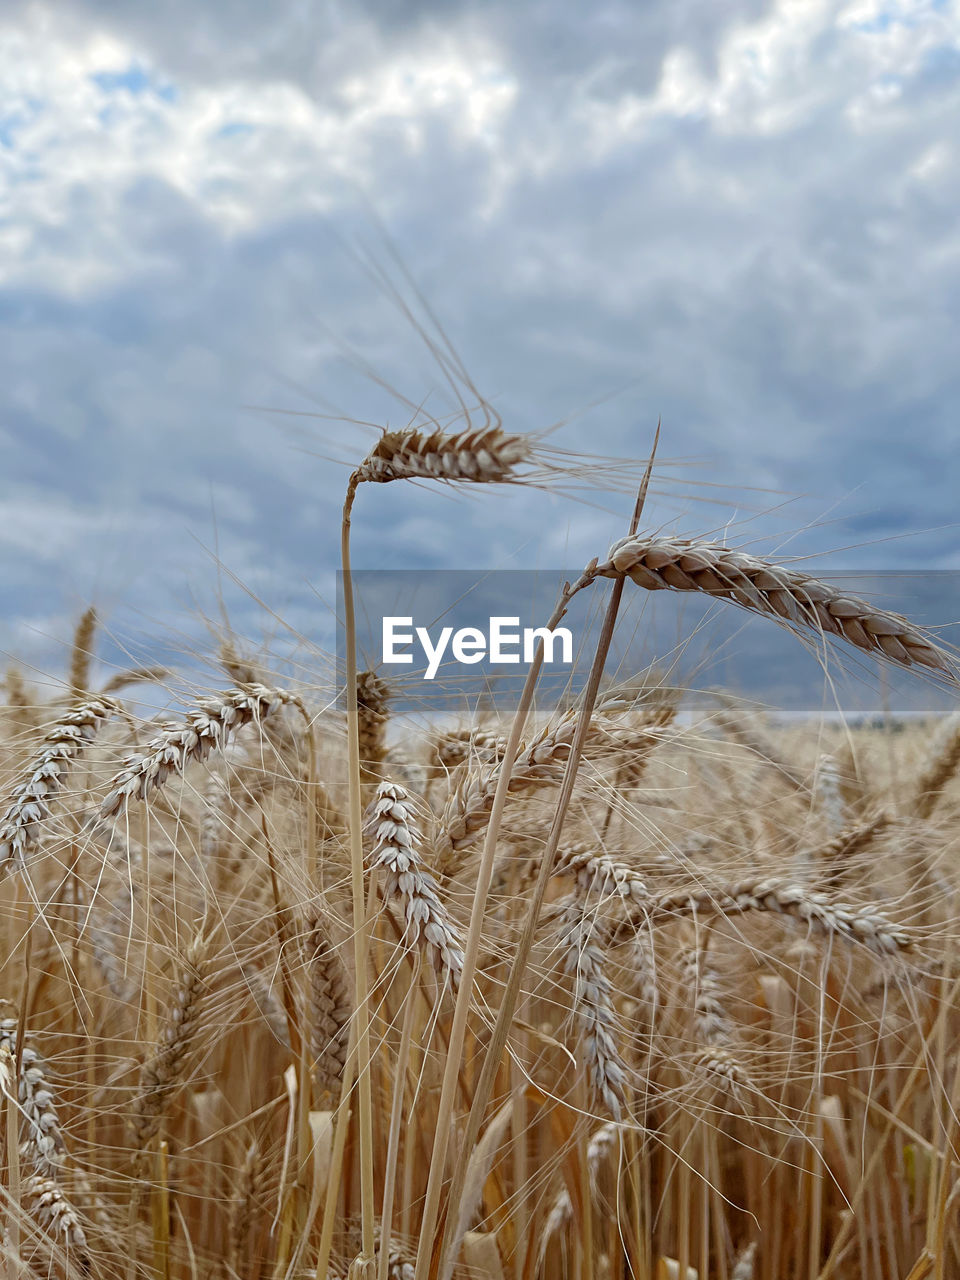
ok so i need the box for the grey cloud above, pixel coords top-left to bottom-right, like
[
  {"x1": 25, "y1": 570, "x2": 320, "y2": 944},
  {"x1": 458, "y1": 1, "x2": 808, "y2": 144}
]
[{"x1": 2, "y1": 0, "x2": 959, "y2": 685}]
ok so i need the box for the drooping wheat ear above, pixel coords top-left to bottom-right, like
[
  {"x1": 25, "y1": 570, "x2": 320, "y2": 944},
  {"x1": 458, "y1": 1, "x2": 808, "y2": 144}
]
[
  {"x1": 354, "y1": 427, "x2": 531, "y2": 485},
  {"x1": 68, "y1": 605, "x2": 97, "y2": 700},
  {"x1": 0, "y1": 697, "x2": 117, "y2": 874},
  {"x1": 22, "y1": 1175, "x2": 90, "y2": 1260},
  {"x1": 642, "y1": 877, "x2": 912, "y2": 955},
  {"x1": 813, "y1": 753, "x2": 844, "y2": 832},
  {"x1": 131, "y1": 935, "x2": 207, "y2": 1149},
  {"x1": 820, "y1": 810, "x2": 892, "y2": 888},
  {"x1": 366, "y1": 782, "x2": 464, "y2": 986},
  {"x1": 555, "y1": 896, "x2": 627, "y2": 1118},
  {"x1": 598, "y1": 537, "x2": 956, "y2": 677},
  {"x1": 0, "y1": 1019, "x2": 66, "y2": 1173},
  {"x1": 554, "y1": 844, "x2": 649, "y2": 905},
  {"x1": 437, "y1": 712, "x2": 583, "y2": 860},
  {"x1": 303, "y1": 913, "x2": 352, "y2": 1098},
  {"x1": 912, "y1": 710, "x2": 960, "y2": 820},
  {"x1": 732, "y1": 1241, "x2": 758, "y2": 1279},
  {"x1": 357, "y1": 670, "x2": 390, "y2": 784},
  {"x1": 540, "y1": 1122, "x2": 619, "y2": 1258},
  {"x1": 100, "y1": 685, "x2": 303, "y2": 818}
]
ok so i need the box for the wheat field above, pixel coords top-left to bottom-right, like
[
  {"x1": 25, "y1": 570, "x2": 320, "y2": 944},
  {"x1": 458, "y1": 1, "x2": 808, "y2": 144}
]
[{"x1": 1, "y1": 424, "x2": 958, "y2": 1280}]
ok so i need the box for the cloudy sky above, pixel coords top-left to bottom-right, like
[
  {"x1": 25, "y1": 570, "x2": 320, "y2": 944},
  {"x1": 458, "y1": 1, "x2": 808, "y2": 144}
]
[{"x1": 2, "y1": 0, "x2": 958, "y2": 686}]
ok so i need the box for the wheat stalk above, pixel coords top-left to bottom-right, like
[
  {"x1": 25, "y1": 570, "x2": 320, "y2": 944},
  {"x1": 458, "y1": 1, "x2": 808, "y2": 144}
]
[
  {"x1": 598, "y1": 537, "x2": 956, "y2": 676},
  {"x1": 0, "y1": 1019, "x2": 66, "y2": 1174}
]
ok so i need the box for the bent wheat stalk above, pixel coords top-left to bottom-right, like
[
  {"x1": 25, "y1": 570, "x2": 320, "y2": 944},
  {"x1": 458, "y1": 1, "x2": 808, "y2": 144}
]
[{"x1": 343, "y1": 426, "x2": 531, "y2": 1270}]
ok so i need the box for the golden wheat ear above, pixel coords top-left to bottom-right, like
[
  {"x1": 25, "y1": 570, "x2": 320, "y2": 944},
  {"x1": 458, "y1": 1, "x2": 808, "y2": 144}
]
[
  {"x1": 355, "y1": 426, "x2": 530, "y2": 484},
  {"x1": 599, "y1": 536, "x2": 958, "y2": 678}
]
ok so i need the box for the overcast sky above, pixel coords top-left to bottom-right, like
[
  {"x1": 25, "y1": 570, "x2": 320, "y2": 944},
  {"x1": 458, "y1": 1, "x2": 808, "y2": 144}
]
[{"x1": 1, "y1": 0, "x2": 958, "y2": 686}]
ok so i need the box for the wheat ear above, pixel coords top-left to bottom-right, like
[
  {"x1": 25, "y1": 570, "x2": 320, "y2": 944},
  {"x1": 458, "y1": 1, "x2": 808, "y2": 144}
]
[
  {"x1": 598, "y1": 537, "x2": 956, "y2": 676},
  {"x1": 100, "y1": 685, "x2": 302, "y2": 818},
  {"x1": 357, "y1": 670, "x2": 390, "y2": 785},
  {"x1": 732, "y1": 1241, "x2": 758, "y2": 1279},
  {"x1": 555, "y1": 896, "x2": 628, "y2": 1117},
  {"x1": 131, "y1": 936, "x2": 206, "y2": 1150},
  {"x1": 437, "y1": 712, "x2": 583, "y2": 860},
  {"x1": 554, "y1": 844, "x2": 649, "y2": 905},
  {"x1": 367, "y1": 782, "x2": 464, "y2": 986},
  {"x1": 0, "y1": 697, "x2": 117, "y2": 873},
  {"x1": 303, "y1": 914, "x2": 352, "y2": 1098},
  {"x1": 540, "y1": 1122, "x2": 619, "y2": 1259},
  {"x1": 22, "y1": 1174, "x2": 90, "y2": 1259},
  {"x1": 911, "y1": 710, "x2": 960, "y2": 820},
  {"x1": 355, "y1": 427, "x2": 530, "y2": 484},
  {"x1": 641, "y1": 877, "x2": 912, "y2": 955},
  {"x1": 0, "y1": 1020, "x2": 66, "y2": 1173},
  {"x1": 68, "y1": 605, "x2": 97, "y2": 700}
]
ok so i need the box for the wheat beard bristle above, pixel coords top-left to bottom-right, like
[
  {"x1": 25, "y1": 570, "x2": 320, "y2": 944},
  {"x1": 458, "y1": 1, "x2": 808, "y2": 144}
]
[
  {"x1": 355, "y1": 427, "x2": 531, "y2": 485},
  {"x1": 598, "y1": 536, "x2": 956, "y2": 677}
]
